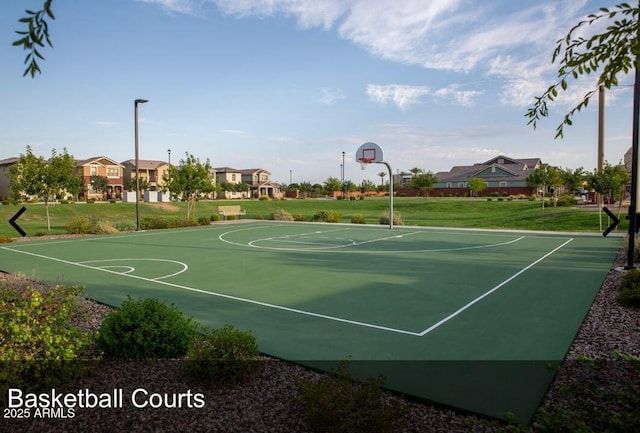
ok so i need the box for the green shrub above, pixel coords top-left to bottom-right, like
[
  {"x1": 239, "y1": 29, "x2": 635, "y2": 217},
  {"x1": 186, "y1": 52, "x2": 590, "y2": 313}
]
[
  {"x1": 272, "y1": 209, "x2": 294, "y2": 221},
  {"x1": 293, "y1": 213, "x2": 305, "y2": 221},
  {"x1": 259, "y1": 196, "x2": 270, "y2": 201},
  {"x1": 197, "y1": 216, "x2": 211, "y2": 226},
  {"x1": 115, "y1": 221, "x2": 135, "y2": 232},
  {"x1": 312, "y1": 210, "x2": 342, "y2": 223},
  {"x1": 92, "y1": 218, "x2": 119, "y2": 234},
  {"x1": 351, "y1": 214, "x2": 366, "y2": 224},
  {"x1": 65, "y1": 216, "x2": 95, "y2": 234},
  {"x1": 210, "y1": 214, "x2": 221, "y2": 222},
  {"x1": 295, "y1": 360, "x2": 406, "y2": 433},
  {"x1": 185, "y1": 325, "x2": 260, "y2": 384},
  {"x1": 379, "y1": 209, "x2": 404, "y2": 226},
  {"x1": 97, "y1": 296, "x2": 198, "y2": 359},
  {"x1": 617, "y1": 269, "x2": 640, "y2": 307},
  {"x1": 0, "y1": 281, "x2": 93, "y2": 398},
  {"x1": 140, "y1": 216, "x2": 169, "y2": 230},
  {"x1": 556, "y1": 194, "x2": 578, "y2": 207}
]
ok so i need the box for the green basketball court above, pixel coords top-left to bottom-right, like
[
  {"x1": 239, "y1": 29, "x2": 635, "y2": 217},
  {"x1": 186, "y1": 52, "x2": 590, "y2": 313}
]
[{"x1": 0, "y1": 221, "x2": 622, "y2": 422}]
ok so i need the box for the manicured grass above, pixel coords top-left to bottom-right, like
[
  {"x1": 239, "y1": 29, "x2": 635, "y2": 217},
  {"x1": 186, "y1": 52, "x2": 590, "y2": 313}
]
[{"x1": 0, "y1": 197, "x2": 628, "y2": 238}]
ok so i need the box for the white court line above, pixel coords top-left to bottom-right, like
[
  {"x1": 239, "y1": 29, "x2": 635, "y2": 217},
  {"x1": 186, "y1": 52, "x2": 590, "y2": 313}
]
[
  {"x1": 0, "y1": 236, "x2": 574, "y2": 337},
  {"x1": 222, "y1": 225, "x2": 526, "y2": 253},
  {"x1": 0, "y1": 246, "x2": 422, "y2": 337},
  {"x1": 417, "y1": 238, "x2": 574, "y2": 336},
  {"x1": 78, "y1": 258, "x2": 189, "y2": 280}
]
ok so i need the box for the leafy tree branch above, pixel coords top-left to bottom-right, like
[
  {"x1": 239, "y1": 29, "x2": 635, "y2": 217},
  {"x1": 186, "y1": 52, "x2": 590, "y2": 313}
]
[
  {"x1": 526, "y1": 3, "x2": 640, "y2": 138},
  {"x1": 13, "y1": 0, "x2": 55, "y2": 77}
]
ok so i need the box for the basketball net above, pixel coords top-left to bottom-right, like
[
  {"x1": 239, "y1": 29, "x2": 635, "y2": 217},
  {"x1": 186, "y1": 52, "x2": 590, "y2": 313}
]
[{"x1": 358, "y1": 158, "x2": 372, "y2": 170}]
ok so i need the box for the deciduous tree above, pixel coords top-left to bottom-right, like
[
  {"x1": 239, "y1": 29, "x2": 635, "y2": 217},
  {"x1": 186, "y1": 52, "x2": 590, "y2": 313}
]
[
  {"x1": 9, "y1": 146, "x2": 79, "y2": 234},
  {"x1": 167, "y1": 153, "x2": 214, "y2": 220}
]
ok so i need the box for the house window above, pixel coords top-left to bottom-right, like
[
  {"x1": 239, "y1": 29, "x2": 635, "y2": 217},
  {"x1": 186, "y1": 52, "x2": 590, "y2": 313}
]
[
  {"x1": 231, "y1": 174, "x2": 236, "y2": 182},
  {"x1": 458, "y1": 182, "x2": 465, "y2": 188},
  {"x1": 106, "y1": 167, "x2": 119, "y2": 177},
  {"x1": 446, "y1": 182, "x2": 452, "y2": 188},
  {"x1": 500, "y1": 181, "x2": 508, "y2": 187},
  {"x1": 491, "y1": 166, "x2": 496, "y2": 173}
]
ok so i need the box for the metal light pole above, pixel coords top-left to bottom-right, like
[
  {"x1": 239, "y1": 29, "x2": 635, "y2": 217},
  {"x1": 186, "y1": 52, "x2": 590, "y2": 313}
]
[
  {"x1": 342, "y1": 151, "x2": 346, "y2": 198},
  {"x1": 134, "y1": 98, "x2": 148, "y2": 231},
  {"x1": 167, "y1": 148, "x2": 171, "y2": 192}
]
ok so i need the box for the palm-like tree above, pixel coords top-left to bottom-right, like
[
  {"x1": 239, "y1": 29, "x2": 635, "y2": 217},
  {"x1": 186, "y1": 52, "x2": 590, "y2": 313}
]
[{"x1": 377, "y1": 171, "x2": 387, "y2": 186}]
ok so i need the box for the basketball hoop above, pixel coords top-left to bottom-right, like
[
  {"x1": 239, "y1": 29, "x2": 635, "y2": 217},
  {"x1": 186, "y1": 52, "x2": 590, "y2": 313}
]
[{"x1": 358, "y1": 158, "x2": 372, "y2": 170}]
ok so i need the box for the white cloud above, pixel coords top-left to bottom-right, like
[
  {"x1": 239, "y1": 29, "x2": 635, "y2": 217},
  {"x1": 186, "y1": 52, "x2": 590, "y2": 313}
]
[
  {"x1": 137, "y1": 0, "x2": 196, "y2": 14},
  {"x1": 221, "y1": 129, "x2": 248, "y2": 135},
  {"x1": 142, "y1": 0, "x2": 607, "y2": 111},
  {"x1": 318, "y1": 88, "x2": 346, "y2": 105},
  {"x1": 432, "y1": 85, "x2": 483, "y2": 107},
  {"x1": 94, "y1": 121, "x2": 119, "y2": 128},
  {"x1": 367, "y1": 83, "x2": 482, "y2": 109},
  {"x1": 367, "y1": 84, "x2": 431, "y2": 110}
]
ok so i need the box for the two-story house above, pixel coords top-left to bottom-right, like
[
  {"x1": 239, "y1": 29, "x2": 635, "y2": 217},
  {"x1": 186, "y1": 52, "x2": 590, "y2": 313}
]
[
  {"x1": 121, "y1": 159, "x2": 170, "y2": 192},
  {"x1": 76, "y1": 156, "x2": 125, "y2": 200},
  {"x1": 431, "y1": 155, "x2": 541, "y2": 197},
  {"x1": 0, "y1": 157, "x2": 19, "y2": 201},
  {"x1": 239, "y1": 168, "x2": 281, "y2": 199}
]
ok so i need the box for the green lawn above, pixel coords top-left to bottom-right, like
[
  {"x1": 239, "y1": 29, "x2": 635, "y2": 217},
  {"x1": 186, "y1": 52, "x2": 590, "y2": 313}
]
[{"x1": 0, "y1": 197, "x2": 627, "y2": 238}]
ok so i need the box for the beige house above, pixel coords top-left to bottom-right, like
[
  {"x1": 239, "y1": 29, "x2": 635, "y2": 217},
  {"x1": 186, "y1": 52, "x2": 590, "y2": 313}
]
[
  {"x1": 121, "y1": 159, "x2": 170, "y2": 192},
  {"x1": 0, "y1": 157, "x2": 18, "y2": 201},
  {"x1": 213, "y1": 167, "x2": 281, "y2": 199},
  {"x1": 213, "y1": 167, "x2": 249, "y2": 199},
  {"x1": 76, "y1": 156, "x2": 125, "y2": 200},
  {"x1": 239, "y1": 168, "x2": 282, "y2": 198}
]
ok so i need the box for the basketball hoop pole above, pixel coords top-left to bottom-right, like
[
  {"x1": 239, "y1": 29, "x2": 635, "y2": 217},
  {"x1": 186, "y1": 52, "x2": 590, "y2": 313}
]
[
  {"x1": 356, "y1": 142, "x2": 393, "y2": 229},
  {"x1": 382, "y1": 161, "x2": 394, "y2": 230}
]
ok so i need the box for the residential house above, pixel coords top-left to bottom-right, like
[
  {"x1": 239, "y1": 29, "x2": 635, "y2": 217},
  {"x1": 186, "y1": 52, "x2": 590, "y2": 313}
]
[
  {"x1": 121, "y1": 159, "x2": 170, "y2": 193},
  {"x1": 214, "y1": 167, "x2": 281, "y2": 199},
  {"x1": 428, "y1": 155, "x2": 542, "y2": 197},
  {"x1": 76, "y1": 156, "x2": 125, "y2": 200},
  {"x1": 213, "y1": 167, "x2": 248, "y2": 199},
  {"x1": 0, "y1": 157, "x2": 18, "y2": 201},
  {"x1": 239, "y1": 168, "x2": 282, "y2": 198}
]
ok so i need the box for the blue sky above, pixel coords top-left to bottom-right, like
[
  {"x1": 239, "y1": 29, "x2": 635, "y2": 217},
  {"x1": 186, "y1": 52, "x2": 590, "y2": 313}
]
[{"x1": 0, "y1": 0, "x2": 634, "y2": 185}]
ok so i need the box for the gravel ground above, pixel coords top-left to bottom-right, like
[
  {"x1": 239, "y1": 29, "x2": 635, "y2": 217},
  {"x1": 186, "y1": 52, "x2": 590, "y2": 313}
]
[{"x1": 2, "y1": 245, "x2": 639, "y2": 433}]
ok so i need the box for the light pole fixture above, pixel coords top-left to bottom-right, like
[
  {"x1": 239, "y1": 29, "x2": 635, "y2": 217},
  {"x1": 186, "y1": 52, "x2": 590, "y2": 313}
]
[
  {"x1": 134, "y1": 98, "x2": 148, "y2": 231},
  {"x1": 167, "y1": 148, "x2": 171, "y2": 194},
  {"x1": 342, "y1": 151, "x2": 346, "y2": 198}
]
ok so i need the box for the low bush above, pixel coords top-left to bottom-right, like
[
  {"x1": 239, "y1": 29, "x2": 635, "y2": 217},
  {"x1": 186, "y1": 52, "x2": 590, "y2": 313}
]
[
  {"x1": 210, "y1": 214, "x2": 221, "y2": 222},
  {"x1": 295, "y1": 360, "x2": 406, "y2": 433},
  {"x1": 97, "y1": 296, "x2": 198, "y2": 359},
  {"x1": 197, "y1": 216, "x2": 211, "y2": 226},
  {"x1": 617, "y1": 269, "x2": 640, "y2": 307},
  {"x1": 93, "y1": 218, "x2": 119, "y2": 234},
  {"x1": 379, "y1": 209, "x2": 404, "y2": 226},
  {"x1": 556, "y1": 194, "x2": 578, "y2": 207},
  {"x1": 185, "y1": 325, "x2": 260, "y2": 384},
  {"x1": 292, "y1": 213, "x2": 305, "y2": 221},
  {"x1": 0, "y1": 279, "x2": 93, "y2": 398},
  {"x1": 351, "y1": 214, "x2": 366, "y2": 224},
  {"x1": 312, "y1": 210, "x2": 342, "y2": 223},
  {"x1": 272, "y1": 209, "x2": 294, "y2": 221},
  {"x1": 65, "y1": 216, "x2": 94, "y2": 234}
]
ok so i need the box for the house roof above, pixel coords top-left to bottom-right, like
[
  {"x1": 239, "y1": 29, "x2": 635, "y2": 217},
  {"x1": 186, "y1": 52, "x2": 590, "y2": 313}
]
[
  {"x1": 212, "y1": 167, "x2": 242, "y2": 173},
  {"x1": 122, "y1": 159, "x2": 168, "y2": 169},
  {"x1": 0, "y1": 157, "x2": 19, "y2": 166},
  {"x1": 76, "y1": 156, "x2": 123, "y2": 167},
  {"x1": 239, "y1": 168, "x2": 271, "y2": 175},
  {"x1": 436, "y1": 155, "x2": 542, "y2": 182}
]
